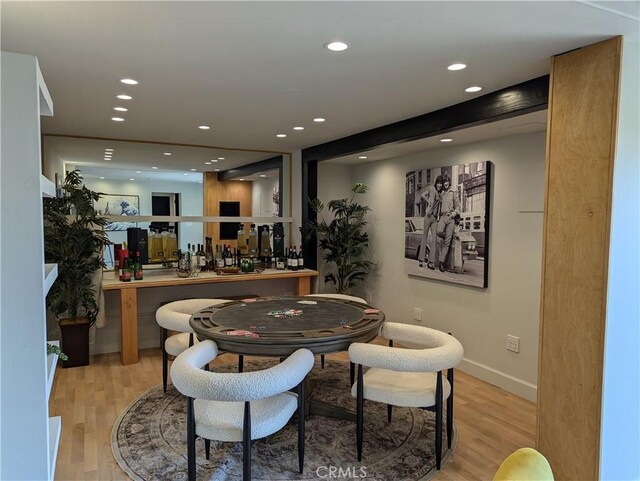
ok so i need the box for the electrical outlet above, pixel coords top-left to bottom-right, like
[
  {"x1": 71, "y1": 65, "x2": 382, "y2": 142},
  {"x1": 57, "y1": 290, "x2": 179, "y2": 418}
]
[
  {"x1": 506, "y1": 335, "x2": 520, "y2": 353},
  {"x1": 413, "y1": 307, "x2": 422, "y2": 322}
]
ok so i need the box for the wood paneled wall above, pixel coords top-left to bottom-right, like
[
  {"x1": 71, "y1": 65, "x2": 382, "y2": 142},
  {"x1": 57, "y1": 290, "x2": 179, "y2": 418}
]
[
  {"x1": 203, "y1": 172, "x2": 252, "y2": 247},
  {"x1": 537, "y1": 37, "x2": 621, "y2": 480}
]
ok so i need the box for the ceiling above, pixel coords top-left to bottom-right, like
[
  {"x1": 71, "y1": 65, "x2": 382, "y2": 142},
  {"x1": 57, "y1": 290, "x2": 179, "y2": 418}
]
[{"x1": 3, "y1": 1, "x2": 639, "y2": 159}]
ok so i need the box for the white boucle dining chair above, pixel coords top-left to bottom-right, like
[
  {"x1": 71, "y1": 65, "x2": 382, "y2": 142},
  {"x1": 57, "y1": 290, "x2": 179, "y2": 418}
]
[
  {"x1": 171, "y1": 340, "x2": 315, "y2": 481},
  {"x1": 348, "y1": 323, "x2": 464, "y2": 469},
  {"x1": 305, "y1": 293, "x2": 368, "y2": 372},
  {"x1": 155, "y1": 298, "x2": 230, "y2": 392}
]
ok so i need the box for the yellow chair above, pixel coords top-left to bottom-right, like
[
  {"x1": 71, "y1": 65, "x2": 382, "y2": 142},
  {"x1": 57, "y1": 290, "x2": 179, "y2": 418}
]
[{"x1": 493, "y1": 448, "x2": 554, "y2": 481}]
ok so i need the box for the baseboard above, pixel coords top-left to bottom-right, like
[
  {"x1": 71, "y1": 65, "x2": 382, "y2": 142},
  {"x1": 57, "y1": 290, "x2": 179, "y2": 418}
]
[{"x1": 458, "y1": 357, "x2": 537, "y2": 402}]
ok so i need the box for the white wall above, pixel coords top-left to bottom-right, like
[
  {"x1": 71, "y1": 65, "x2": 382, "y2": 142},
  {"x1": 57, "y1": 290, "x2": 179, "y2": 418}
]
[
  {"x1": 600, "y1": 38, "x2": 640, "y2": 481},
  {"x1": 251, "y1": 176, "x2": 279, "y2": 217},
  {"x1": 83, "y1": 176, "x2": 203, "y2": 263},
  {"x1": 319, "y1": 132, "x2": 546, "y2": 400}
]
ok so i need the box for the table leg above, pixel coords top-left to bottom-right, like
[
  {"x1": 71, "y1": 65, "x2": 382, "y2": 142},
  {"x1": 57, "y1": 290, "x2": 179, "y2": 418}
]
[
  {"x1": 296, "y1": 276, "x2": 310, "y2": 295},
  {"x1": 120, "y1": 288, "x2": 139, "y2": 365}
]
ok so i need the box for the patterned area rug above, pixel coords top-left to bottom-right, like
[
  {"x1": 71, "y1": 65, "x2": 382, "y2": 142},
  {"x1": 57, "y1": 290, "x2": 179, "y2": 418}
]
[{"x1": 112, "y1": 359, "x2": 456, "y2": 481}]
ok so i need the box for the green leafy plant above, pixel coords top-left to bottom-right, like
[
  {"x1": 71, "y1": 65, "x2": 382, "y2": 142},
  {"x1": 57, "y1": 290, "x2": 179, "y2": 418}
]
[
  {"x1": 47, "y1": 342, "x2": 68, "y2": 361},
  {"x1": 43, "y1": 170, "x2": 110, "y2": 322},
  {"x1": 303, "y1": 182, "x2": 375, "y2": 294}
]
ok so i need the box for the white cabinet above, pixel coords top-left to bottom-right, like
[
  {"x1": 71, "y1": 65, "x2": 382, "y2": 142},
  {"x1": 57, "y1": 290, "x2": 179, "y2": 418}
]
[{"x1": 1, "y1": 52, "x2": 59, "y2": 480}]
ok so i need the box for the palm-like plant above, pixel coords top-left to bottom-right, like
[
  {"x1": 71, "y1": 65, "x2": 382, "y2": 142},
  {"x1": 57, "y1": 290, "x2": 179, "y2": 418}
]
[
  {"x1": 304, "y1": 182, "x2": 375, "y2": 294},
  {"x1": 44, "y1": 170, "x2": 110, "y2": 322}
]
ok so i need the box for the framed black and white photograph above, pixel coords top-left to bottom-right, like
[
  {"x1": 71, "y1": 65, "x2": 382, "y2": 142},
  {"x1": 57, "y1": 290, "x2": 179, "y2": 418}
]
[
  {"x1": 95, "y1": 194, "x2": 140, "y2": 231},
  {"x1": 405, "y1": 161, "x2": 491, "y2": 288}
]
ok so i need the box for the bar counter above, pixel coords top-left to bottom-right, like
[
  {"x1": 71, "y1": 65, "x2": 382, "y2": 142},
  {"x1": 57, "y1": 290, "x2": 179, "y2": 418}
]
[{"x1": 102, "y1": 268, "x2": 318, "y2": 365}]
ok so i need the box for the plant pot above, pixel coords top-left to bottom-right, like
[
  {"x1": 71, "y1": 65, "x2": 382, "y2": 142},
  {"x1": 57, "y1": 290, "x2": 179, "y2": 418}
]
[{"x1": 59, "y1": 318, "x2": 91, "y2": 368}]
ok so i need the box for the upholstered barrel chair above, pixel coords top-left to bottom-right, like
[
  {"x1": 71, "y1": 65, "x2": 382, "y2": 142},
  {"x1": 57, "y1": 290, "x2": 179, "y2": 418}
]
[
  {"x1": 171, "y1": 340, "x2": 315, "y2": 481},
  {"x1": 348, "y1": 323, "x2": 464, "y2": 469},
  {"x1": 156, "y1": 298, "x2": 230, "y2": 392}
]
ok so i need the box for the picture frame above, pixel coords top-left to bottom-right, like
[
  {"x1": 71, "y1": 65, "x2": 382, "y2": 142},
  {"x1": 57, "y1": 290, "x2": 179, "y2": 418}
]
[
  {"x1": 95, "y1": 194, "x2": 140, "y2": 231},
  {"x1": 404, "y1": 161, "x2": 492, "y2": 288}
]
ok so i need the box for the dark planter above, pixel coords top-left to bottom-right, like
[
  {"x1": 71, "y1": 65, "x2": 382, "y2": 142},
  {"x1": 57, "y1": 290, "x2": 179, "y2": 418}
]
[{"x1": 59, "y1": 318, "x2": 91, "y2": 368}]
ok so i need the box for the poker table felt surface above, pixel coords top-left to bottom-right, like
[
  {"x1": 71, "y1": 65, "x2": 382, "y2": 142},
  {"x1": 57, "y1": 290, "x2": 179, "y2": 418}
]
[{"x1": 190, "y1": 296, "x2": 385, "y2": 356}]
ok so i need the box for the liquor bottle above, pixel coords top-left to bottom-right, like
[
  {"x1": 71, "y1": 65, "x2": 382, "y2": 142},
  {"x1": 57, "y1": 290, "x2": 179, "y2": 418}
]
[
  {"x1": 260, "y1": 225, "x2": 271, "y2": 259},
  {"x1": 134, "y1": 251, "x2": 144, "y2": 280},
  {"x1": 276, "y1": 255, "x2": 286, "y2": 270},
  {"x1": 121, "y1": 254, "x2": 132, "y2": 282},
  {"x1": 290, "y1": 246, "x2": 299, "y2": 271},
  {"x1": 205, "y1": 238, "x2": 214, "y2": 271},
  {"x1": 248, "y1": 224, "x2": 258, "y2": 256},
  {"x1": 167, "y1": 227, "x2": 178, "y2": 262},
  {"x1": 298, "y1": 245, "x2": 304, "y2": 270},
  {"x1": 186, "y1": 243, "x2": 192, "y2": 268},
  {"x1": 198, "y1": 243, "x2": 206, "y2": 270},
  {"x1": 224, "y1": 245, "x2": 233, "y2": 267},
  {"x1": 286, "y1": 247, "x2": 291, "y2": 270},
  {"x1": 215, "y1": 244, "x2": 224, "y2": 269},
  {"x1": 237, "y1": 224, "x2": 248, "y2": 256}
]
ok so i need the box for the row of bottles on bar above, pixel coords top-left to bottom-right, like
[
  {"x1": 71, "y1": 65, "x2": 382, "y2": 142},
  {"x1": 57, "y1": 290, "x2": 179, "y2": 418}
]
[
  {"x1": 148, "y1": 226, "x2": 179, "y2": 263},
  {"x1": 118, "y1": 242, "x2": 144, "y2": 282},
  {"x1": 283, "y1": 246, "x2": 304, "y2": 271}
]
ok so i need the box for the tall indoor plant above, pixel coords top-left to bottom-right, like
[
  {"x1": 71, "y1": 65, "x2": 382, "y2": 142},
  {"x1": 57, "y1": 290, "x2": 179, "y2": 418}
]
[
  {"x1": 44, "y1": 170, "x2": 110, "y2": 367},
  {"x1": 304, "y1": 182, "x2": 375, "y2": 295}
]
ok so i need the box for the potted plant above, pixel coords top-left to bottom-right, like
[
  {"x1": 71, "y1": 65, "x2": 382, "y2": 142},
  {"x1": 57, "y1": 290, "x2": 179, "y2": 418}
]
[
  {"x1": 43, "y1": 170, "x2": 110, "y2": 367},
  {"x1": 304, "y1": 182, "x2": 375, "y2": 295}
]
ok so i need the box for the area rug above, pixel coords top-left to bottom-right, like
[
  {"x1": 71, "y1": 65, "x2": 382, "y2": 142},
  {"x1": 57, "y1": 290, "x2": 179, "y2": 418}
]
[{"x1": 112, "y1": 359, "x2": 457, "y2": 481}]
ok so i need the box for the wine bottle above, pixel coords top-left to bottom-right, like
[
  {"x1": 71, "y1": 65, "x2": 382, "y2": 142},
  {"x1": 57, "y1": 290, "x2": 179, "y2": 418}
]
[
  {"x1": 205, "y1": 238, "x2": 214, "y2": 271},
  {"x1": 224, "y1": 244, "x2": 233, "y2": 267},
  {"x1": 134, "y1": 251, "x2": 143, "y2": 280},
  {"x1": 121, "y1": 254, "x2": 132, "y2": 282},
  {"x1": 291, "y1": 246, "x2": 299, "y2": 271},
  {"x1": 215, "y1": 244, "x2": 224, "y2": 269},
  {"x1": 198, "y1": 243, "x2": 206, "y2": 270},
  {"x1": 298, "y1": 245, "x2": 304, "y2": 270}
]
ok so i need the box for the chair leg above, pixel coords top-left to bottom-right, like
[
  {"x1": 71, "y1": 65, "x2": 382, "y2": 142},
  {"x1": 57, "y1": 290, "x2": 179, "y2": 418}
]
[
  {"x1": 356, "y1": 364, "x2": 364, "y2": 462},
  {"x1": 447, "y1": 368, "x2": 454, "y2": 449},
  {"x1": 435, "y1": 371, "x2": 443, "y2": 470},
  {"x1": 238, "y1": 355, "x2": 244, "y2": 373},
  {"x1": 297, "y1": 380, "x2": 305, "y2": 474},
  {"x1": 204, "y1": 439, "x2": 210, "y2": 460},
  {"x1": 350, "y1": 362, "x2": 355, "y2": 386},
  {"x1": 162, "y1": 328, "x2": 168, "y2": 393},
  {"x1": 243, "y1": 401, "x2": 251, "y2": 481},
  {"x1": 387, "y1": 405, "x2": 393, "y2": 424},
  {"x1": 321, "y1": 354, "x2": 325, "y2": 369},
  {"x1": 187, "y1": 397, "x2": 196, "y2": 481}
]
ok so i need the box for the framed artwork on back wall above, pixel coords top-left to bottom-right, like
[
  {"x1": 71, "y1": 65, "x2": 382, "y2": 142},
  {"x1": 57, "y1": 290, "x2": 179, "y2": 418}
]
[
  {"x1": 404, "y1": 161, "x2": 491, "y2": 288},
  {"x1": 94, "y1": 194, "x2": 140, "y2": 231}
]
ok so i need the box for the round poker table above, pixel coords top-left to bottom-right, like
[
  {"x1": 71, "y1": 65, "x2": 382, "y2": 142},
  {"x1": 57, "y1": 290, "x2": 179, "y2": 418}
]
[{"x1": 190, "y1": 296, "x2": 385, "y2": 357}]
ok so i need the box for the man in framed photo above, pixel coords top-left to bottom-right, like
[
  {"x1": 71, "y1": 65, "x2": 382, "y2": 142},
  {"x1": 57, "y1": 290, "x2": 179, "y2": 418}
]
[
  {"x1": 436, "y1": 175, "x2": 460, "y2": 272},
  {"x1": 418, "y1": 175, "x2": 443, "y2": 270}
]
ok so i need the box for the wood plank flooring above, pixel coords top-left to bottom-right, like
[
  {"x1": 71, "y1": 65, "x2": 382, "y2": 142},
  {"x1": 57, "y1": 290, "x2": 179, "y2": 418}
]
[{"x1": 50, "y1": 346, "x2": 535, "y2": 480}]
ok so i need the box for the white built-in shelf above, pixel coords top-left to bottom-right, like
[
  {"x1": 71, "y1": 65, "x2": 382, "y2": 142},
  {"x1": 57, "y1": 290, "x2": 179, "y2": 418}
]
[
  {"x1": 46, "y1": 340, "x2": 59, "y2": 400},
  {"x1": 44, "y1": 263, "x2": 58, "y2": 297},
  {"x1": 99, "y1": 215, "x2": 294, "y2": 223},
  {"x1": 48, "y1": 416, "x2": 61, "y2": 481},
  {"x1": 40, "y1": 175, "x2": 56, "y2": 198}
]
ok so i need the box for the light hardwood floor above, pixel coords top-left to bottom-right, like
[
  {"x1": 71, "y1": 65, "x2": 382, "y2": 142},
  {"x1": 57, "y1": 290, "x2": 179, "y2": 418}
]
[{"x1": 50, "y1": 346, "x2": 535, "y2": 481}]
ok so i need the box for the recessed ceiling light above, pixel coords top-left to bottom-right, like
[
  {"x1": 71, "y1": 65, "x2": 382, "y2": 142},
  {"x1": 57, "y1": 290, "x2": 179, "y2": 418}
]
[
  {"x1": 325, "y1": 41, "x2": 349, "y2": 52},
  {"x1": 313, "y1": 117, "x2": 326, "y2": 122},
  {"x1": 358, "y1": 156, "x2": 368, "y2": 159},
  {"x1": 152, "y1": 166, "x2": 158, "y2": 169},
  {"x1": 100, "y1": 176, "x2": 105, "y2": 179},
  {"x1": 105, "y1": 148, "x2": 114, "y2": 152},
  {"x1": 205, "y1": 161, "x2": 212, "y2": 165},
  {"x1": 465, "y1": 86, "x2": 482, "y2": 93},
  {"x1": 129, "y1": 178, "x2": 135, "y2": 181},
  {"x1": 190, "y1": 168, "x2": 196, "y2": 171},
  {"x1": 113, "y1": 107, "x2": 128, "y2": 112},
  {"x1": 68, "y1": 161, "x2": 78, "y2": 164},
  {"x1": 447, "y1": 63, "x2": 467, "y2": 71},
  {"x1": 116, "y1": 94, "x2": 132, "y2": 100},
  {"x1": 120, "y1": 78, "x2": 138, "y2": 85},
  {"x1": 198, "y1": 181, "x2": 202, "y2": 184},
  {"x1": 103, "y1": 157, "x2": 111, "y2": 160},
  {"x1": 239, "y1": 178, "x2": 245, "y2": 181},
  {"x1": 184, "y1": 173, "x2": 189, "y2": 176},
  {"x1": 163, "y1": 152, "x2": 172, "y2": 156},
  {"x1": 214, "y1": 168, "x2": 220, "y2": 172},
  {"x1": 293, "y1": 126, "x2": 304, "y2": 131},
  {"x1": 136, "y1": 171, "x2": 141, "y2": 174},
  {"x1": 111, "y1": 117, "x2": 125, "y2": 122},
  {"x1": 260, "y1": 174, "x2": 267, "y2": 178},
  {"x1": 198, "y1": 125, "x2": 210, "y2": 130},
  {"x1": 217, "y1": 157, "x2": 224, "y2": 160},
  {"x1": 276, "y1": 134, "x2": 287, "y2": 138},
  {"x1": 440, "y1": 138, "x2": 453, "y2": 142}
]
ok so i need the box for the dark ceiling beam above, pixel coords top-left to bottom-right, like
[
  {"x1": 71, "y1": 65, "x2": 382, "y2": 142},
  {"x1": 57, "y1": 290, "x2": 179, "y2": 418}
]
[
  {"x1": 217, "y1": 155, "x2": 283, "y2": 181},
  {"x1": 302, "y1": 74, "x2": 550, "y2": 163}
]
